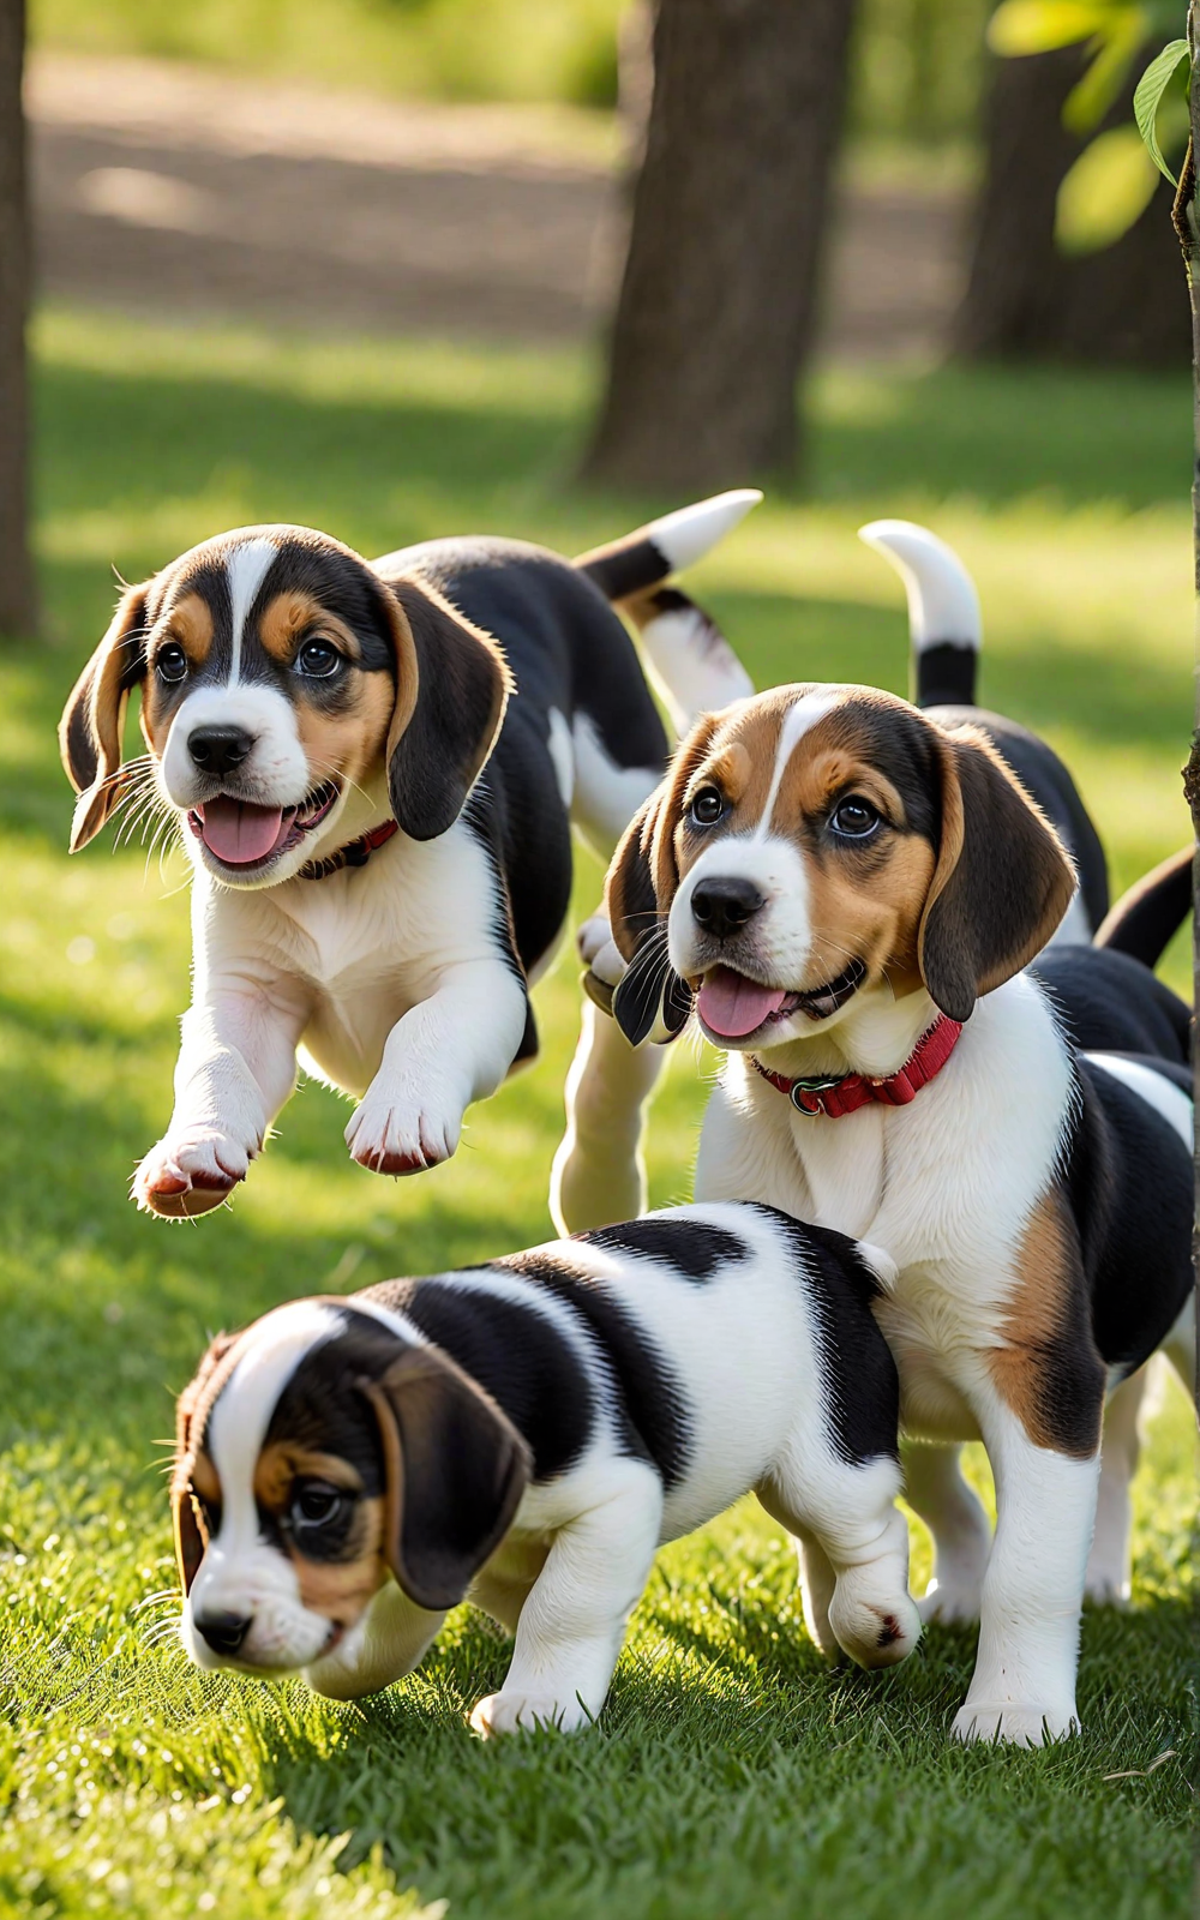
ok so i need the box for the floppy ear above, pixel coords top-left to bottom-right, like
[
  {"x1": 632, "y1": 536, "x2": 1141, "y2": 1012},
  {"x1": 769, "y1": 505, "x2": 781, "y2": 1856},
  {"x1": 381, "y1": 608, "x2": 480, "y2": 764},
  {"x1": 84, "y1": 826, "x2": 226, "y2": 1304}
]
[
  {"x1": 602, "y1": 714, "x2": 720, "y2": 1046},
  {"x1": 917, "y1": 724, "x2": 1077, "y2": 1023},
  {"x1": 59, "y1": 584, "x2": 151, "y2": 853},
  {"x1": 382, "y1": 578, "x2": 512, "y2": 842},
  {"x1": 359, "y1": 1345, "x2": 530, "y2": 1613},
  {"x1": 172, "y1": 1330, "x2": 239, "y2": 1597}
]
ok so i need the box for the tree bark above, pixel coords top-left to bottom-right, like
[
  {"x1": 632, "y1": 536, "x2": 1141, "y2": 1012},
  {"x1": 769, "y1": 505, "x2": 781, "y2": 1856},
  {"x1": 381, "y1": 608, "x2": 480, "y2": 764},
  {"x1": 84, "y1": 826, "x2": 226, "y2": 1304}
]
[
  {"x1": 1177, "y1": 10, "x2": 1199, "y2": 1411},
  {"x1": 0, "y1": 0, "x2": 36, "y2": 639},
  {"x1": 956, "y1": 44, "x2": 1190, "y2": 369},
  {"x1": 583, "y1": 0, "x2": 855, "y2": 493}
]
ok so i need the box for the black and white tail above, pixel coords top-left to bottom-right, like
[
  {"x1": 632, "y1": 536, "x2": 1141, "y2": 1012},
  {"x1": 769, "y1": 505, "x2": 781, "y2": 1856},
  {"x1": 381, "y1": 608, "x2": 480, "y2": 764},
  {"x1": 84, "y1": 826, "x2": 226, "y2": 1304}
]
[
  {"x1": 859, "y1": 520, "x2": 981, "y2": 710},
  {"x1": 1094, "y1": 847, "x2": 1193, "y2": 970},
  {"x1": 576, "y1": 491, "x2": 759, "y2": 729}
]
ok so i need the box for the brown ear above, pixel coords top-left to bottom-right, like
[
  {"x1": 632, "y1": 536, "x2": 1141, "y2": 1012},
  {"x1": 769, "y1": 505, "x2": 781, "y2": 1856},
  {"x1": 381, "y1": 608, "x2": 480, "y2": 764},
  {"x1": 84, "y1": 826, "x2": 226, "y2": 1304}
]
[
  {"x1": 917, "y1": 724, "x2": 1077, "y2": 1023},
  {"x1": 603, "y1": 714, "x2": 719, "y2": 1046},
  {"x1": 359, "y1": 1346, "x2": 530, "y2": 1613},
  {"x1": 382, "y1": 578, "x2": 512, "y2": 842},
  {"x1": 59, "y1": 584, "x2": 151, "y2": 852},
  {"x1": 171, "y1": 1330, "x2": 239, "y2": 1596}
]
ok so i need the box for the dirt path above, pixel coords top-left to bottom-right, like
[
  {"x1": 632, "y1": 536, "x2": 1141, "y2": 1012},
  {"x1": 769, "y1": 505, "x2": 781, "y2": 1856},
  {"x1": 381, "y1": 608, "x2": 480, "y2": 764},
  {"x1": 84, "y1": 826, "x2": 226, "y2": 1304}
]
[{"x1": 28, "y1": 51, "x2": 969, "y2": 357}]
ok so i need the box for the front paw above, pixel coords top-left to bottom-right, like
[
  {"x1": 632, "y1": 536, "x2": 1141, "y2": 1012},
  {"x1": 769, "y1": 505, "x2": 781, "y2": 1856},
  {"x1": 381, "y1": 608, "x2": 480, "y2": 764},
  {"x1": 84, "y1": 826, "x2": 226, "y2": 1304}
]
[
  {"x1": 468, "y1": 1690, "x2": 591, "y2": 1738},
  {"x1": 345, "y1": 1084, "x2": 464, "y2": 1176},
  {"x1": 951, "y1": 1699, "x2": 1079, "y2": 1746},
  {"x1": 133, "y1": 1130, "x2": 254, "y2": 1217}
]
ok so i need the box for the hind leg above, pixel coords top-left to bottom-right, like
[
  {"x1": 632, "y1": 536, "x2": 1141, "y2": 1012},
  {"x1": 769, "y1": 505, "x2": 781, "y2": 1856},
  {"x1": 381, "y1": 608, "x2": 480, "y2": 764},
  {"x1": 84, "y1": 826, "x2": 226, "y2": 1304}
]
[
  {"x1": 903, "y1": 1442, "x2": 992, "y2": 1624},
  {"x1": 1084, "y1": 1369, "x2": 1147, "y2": 1606},
  {"x1": 758, "y1": 1453, "x2": 921, "y2": 1670},
  {"x1": 551, "y1": 996, "x2": 664, "y2": 1234}
]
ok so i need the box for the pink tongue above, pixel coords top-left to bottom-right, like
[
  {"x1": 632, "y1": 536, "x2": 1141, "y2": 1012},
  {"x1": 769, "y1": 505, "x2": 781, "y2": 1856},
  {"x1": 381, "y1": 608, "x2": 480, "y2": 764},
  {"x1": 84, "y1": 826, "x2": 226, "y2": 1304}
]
[
  {"x1": 198, "y1": 797, "x2": 288, "y2": 865},
  {"x1": 697, "y1": 967, "x2": 787, "y2": 1039}
]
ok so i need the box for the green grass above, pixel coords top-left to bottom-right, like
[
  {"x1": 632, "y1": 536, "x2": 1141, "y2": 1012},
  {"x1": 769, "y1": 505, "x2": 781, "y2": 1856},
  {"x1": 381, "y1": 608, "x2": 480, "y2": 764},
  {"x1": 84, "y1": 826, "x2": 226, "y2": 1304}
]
[{"x1": 0, "y1": 307, "x2": 1195, "y2": 1917}]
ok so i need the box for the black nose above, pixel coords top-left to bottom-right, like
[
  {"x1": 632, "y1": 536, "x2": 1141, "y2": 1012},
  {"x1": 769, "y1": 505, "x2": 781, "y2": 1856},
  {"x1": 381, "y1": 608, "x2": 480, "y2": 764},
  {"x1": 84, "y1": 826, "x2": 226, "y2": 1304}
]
[
  {"x1": 195, "y1": 1610, "x2": 252, "y2": 1656},
  {"x1": 188, "y1": 726, "x2": 255, "y2": 777},
  {"x1": 691, "y1": 877, "x2": 765, "y2": 940}
]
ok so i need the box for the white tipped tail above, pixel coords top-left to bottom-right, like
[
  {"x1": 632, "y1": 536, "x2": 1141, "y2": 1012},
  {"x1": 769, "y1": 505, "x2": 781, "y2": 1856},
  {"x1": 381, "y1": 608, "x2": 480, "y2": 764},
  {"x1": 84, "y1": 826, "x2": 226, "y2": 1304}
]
[
  {"x1": 859, "y1": 520, "x2": 982, "y2": 654},
  {"x1": 858, "y1": 1241, "x2": 899, "y2": 1291},
  {"x1": 646, "y1": 488, "x2": 763, "y2": 574}
]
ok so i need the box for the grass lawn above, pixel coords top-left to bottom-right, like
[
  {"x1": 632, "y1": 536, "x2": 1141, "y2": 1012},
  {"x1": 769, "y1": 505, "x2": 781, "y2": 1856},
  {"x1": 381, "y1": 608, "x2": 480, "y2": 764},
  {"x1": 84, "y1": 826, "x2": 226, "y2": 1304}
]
[{"x1": 0, "y1": 307, "x2": 1194, "y2": 1918}]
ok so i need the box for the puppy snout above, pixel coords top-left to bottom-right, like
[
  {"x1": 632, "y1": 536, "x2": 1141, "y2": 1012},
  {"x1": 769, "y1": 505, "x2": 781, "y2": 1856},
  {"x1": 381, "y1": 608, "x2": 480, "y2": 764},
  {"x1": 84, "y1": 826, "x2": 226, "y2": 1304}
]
[
  {"x1": 194, "y1": 1608, "x2": 253, "y2": 1656},
  {"x1": 188, "y1": 725, "x2": 256, "y2": 777},
  {"x1": 690, "y1": 877, "x2": 764, "y2": 941}
]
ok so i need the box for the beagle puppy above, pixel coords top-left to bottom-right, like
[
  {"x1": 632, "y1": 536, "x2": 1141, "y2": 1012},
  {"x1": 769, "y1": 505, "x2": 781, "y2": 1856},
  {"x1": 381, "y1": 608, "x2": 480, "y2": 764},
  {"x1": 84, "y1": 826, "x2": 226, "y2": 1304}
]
[
  {"x1": 172, "y1": 1204, "x2": 921, "y2": 1734},
  {"x1": 58, "y1": 493, "x2": 756, "y2": 1221},
  {"x1": 601, "y1": 679, "x2": 1193, "y2": 1746}
]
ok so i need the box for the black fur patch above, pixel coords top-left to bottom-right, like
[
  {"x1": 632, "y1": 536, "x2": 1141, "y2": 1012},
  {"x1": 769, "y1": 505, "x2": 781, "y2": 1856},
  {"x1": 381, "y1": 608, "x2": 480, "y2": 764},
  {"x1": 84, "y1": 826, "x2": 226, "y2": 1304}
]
[
  {"x1": 495, "y1": 1252, "x2": 691, "y2": 1489},
  {"x1": 581, "y1": 1216, "x2": 749, "y2": 1282},
  {"x1": 363, "y1": 1277, "x2": 594, "y2": 1484},
  {"x1": 916, "y1": 642, "x2": 977, "y2": 709},
  {"x1": 755, "y1": 1207, "x2": 900, "y2": 1466},
  {"x1": 1034, "y1": 947, "x2": 1190, "y2": 1066}
]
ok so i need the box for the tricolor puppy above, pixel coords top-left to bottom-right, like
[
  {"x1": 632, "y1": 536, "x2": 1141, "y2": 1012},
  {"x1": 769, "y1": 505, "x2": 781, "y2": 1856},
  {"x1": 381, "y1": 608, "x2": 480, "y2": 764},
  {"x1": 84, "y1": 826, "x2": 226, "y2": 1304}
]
[
  {"x1": 172, "y1": 1204, "x2": 921, "y2": 1733},
  {"x1": 602, "y1": 679, "x2": 1194, "y2": 1745},
  {"x1": 58, "y1": 495, "x2": 756, "y2": 1221}
]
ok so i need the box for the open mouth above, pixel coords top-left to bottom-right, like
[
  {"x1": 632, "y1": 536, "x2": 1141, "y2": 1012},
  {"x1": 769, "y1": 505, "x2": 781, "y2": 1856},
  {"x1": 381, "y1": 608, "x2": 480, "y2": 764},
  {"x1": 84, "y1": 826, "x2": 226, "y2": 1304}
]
[
  {"x1": 695, "y1": 959, "x2": 867, "y2": 1041},
  {"x1": 187, "y1": 780, "x2": 340, "y2": 870}
]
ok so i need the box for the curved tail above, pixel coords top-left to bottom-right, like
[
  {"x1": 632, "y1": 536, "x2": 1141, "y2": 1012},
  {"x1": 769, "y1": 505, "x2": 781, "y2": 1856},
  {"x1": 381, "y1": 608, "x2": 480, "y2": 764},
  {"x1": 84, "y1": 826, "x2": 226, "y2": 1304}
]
[
  {"x1": 576, "y1": 491, "x2": 759, "y2": 728},
  {"x1": 859, "y1": 520, "x2": 981, "y2": 709},
  {"x1": 1094, "y1": 847, "x2": 1193, "y2": 970}
]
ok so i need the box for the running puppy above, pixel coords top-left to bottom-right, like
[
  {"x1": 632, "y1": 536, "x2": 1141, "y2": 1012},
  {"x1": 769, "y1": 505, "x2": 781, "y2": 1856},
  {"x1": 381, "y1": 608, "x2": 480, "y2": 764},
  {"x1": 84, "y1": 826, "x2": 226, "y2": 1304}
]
[
  {"x1": 601, "y1": 681, "x2": 1193, "y2": 1745},
  {"x1": 58, "y1": 495, "x2": 755, "y2": 1219},
  {"x1": 172, "y1": 1204, "x2": 920, "y2": 1734}
]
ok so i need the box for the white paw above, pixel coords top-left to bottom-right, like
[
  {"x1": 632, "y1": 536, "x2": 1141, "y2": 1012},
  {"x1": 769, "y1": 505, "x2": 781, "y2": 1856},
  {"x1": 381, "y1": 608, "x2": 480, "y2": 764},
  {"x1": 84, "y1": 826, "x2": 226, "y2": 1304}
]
[
  {"x1": 829, "y1": 1588, "x2": 922, "y2": 1670},
  {"x1": 951, "y1": 1699, "x2": 1080, "y2": 1746},
  {"x1": 133, "y1": 1128, "x2": 254, "y2": 1217},
  {"x1": 468, "y1": 1689, "x2": 591, "y2": 1738},
  {"x1": 576, "y1": 913, "x2": 625, "y2": 987},
  {"x1": 345, "y1": 1082, "x2": 464, "y2": 1177},
  {"x1": 918, "y1": 1576, "x2": 983, "y2": 1626},
  {"x1": 1083, "y1": 1569, "x2": 1131, "y2": 1608}
]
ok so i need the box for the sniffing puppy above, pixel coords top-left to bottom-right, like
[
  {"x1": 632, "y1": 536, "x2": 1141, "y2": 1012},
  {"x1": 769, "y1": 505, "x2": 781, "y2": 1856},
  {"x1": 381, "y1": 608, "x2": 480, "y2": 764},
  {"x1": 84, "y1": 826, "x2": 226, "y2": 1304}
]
[
  {"x1": 58, "y1": 495, "x2": 755, "y2": 1220},
  {"x1": 172, "y1": 1205, "x2": 920, "y2": 1734},
  {"x1": 601, "y1": 679, "x2": 1193, "y2": 1745}
]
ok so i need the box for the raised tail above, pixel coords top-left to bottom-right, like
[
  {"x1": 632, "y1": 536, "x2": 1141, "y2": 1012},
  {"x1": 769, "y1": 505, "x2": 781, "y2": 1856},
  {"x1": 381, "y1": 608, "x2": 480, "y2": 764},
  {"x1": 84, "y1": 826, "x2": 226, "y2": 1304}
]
[
  {"x1": 576, "y1": 490, "x2": 759, "y2": 728},
  {"x1": 1094, "y1": 847, "x2": 1193, "y2": 969},
  {"x1": 859, "y1": 520, "x2": 981, "y2": 709}
]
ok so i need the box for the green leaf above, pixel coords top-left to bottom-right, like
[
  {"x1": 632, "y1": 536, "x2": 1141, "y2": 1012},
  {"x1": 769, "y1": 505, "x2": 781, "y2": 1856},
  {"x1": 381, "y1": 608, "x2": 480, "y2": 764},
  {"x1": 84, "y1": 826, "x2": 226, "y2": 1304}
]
[
  {"x1": 1061, "y1": 11, "x2": 1146, "y2": 132},
  {"x1": 1055, "y1": 124, "x2": 1161, "y2": 250},
  {"x1": 1133, "y1": 37, "x2": 1190, "y2": 182},
  {"x1": 988, "y1": 1, "x2": 1138, "y2": 58}
]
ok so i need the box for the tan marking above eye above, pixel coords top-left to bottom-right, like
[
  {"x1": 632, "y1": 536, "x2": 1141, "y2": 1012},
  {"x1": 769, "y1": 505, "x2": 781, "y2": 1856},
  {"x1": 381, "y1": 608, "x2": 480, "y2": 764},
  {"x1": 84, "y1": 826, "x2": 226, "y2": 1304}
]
[
  {"x1": 160, "y1": 591, "x2": 215, "y2": 668},
  {"x1": 253, "y1": 1443, "x2": 365, "y2": 1514},
  {"x1": 257, "y1": 591, "x2": 361, "y2": 666},
  {"x1": 191, "y1": 1450, "x2": 221, "y2": 1504}
]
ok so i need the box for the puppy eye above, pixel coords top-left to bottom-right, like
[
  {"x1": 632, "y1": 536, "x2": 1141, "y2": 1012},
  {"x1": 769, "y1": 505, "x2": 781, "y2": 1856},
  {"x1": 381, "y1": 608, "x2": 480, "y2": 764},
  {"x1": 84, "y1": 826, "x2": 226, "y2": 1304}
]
[
  {"x1": 690, "y1": 787, "x2": 725, "y2": 827},
  {"x1": 289, "y1": 1480, "x2": 348, "y2": 1532},
  {"x1": 296, "y1": 638, "x2": 343, "y2": 679},
  {"x1": 829, "y1": 796, "x2": 881, "y2": 840},
  {"x1": 156, "y1": 643, "x2": 188, "y2": 685}
]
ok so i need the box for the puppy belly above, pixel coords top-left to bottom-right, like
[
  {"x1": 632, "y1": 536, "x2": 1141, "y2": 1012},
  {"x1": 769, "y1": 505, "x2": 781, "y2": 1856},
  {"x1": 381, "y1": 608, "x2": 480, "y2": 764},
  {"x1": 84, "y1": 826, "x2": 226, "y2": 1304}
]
[{"x1": 298, "y1": 998, "x2": 414, "y2": 1098}]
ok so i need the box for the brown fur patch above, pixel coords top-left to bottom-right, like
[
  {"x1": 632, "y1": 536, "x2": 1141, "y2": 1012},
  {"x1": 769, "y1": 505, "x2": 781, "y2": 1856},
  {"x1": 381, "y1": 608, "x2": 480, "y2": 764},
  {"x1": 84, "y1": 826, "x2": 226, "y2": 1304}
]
[
  {"x1": 163, "y1": 592, "x2": 215, "y2": 669},
  {"x1": 257, "y1": 592, "x2": 362, "y2": 667},
  {"x1": 293, "y1": 1495, "x2": 388, "y2": 1621},
  {"x1": 988, "y1": 1189, "x2": 1104, "y2": 1458},
  {"x1": 252, "y1": 1444, "x2": 365, "y2": 1514},
  {"x1": 295, "y1": 679, "x2": 393, "y2": 794},
  {"x1": 191, "y1": 1451, "x2": 221, "y2": 1505}
]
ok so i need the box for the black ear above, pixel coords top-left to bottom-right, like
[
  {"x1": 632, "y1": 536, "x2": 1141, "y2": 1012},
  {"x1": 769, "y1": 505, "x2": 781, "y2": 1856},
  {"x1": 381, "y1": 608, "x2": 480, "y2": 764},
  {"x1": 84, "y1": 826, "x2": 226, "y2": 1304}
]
[
  {"x1": 918, "y1": 725, "x2": 1077, "y2": 1023},
  {"x1": 172, "y1": 1329, "x2": 239, "y2": 1596},
  {"x1": 59, "y1": 584, "x2": 151, "y2": 852},
  {"x1": 383, "y1": 578, "x2": 512, "y2": 842},
  {"x1": 360, "y1": 1346, "x2": 530, "y2": 1613}
]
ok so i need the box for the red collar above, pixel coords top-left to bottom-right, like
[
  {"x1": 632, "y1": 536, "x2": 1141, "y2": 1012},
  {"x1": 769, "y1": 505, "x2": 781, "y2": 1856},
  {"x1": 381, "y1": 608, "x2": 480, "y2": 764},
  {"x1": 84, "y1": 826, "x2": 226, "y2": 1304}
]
[
  {"x1": 299, "y1": 818, "x2": 399, "y2": 880},
  {"x1": 752, "y1": 1014, "x2": 963, "y2": 1119}
]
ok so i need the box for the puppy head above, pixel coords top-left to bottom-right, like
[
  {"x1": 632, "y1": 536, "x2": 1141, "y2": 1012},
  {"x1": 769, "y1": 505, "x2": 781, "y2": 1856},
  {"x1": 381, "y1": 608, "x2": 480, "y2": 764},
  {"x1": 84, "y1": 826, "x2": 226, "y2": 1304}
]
[
  {"x1": 173, "y1": 1297, "x2": 529, "y2": 1675},
  {"x1": 60, "y1": 527, "x2": 511, "y2": 886},
  {"x1": 604, "y1": 683, "x2": 1075, "y2": 1049}
]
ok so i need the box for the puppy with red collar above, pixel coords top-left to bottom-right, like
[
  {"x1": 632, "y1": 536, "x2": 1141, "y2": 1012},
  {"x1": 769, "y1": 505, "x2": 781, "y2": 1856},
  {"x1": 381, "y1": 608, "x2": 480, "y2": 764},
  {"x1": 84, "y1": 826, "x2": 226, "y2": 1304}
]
[
  {"x1": 171, "y1": 1204, "x2": 920, "y2": 1733},
  {"x1": 58, "y1": 494, "x2": 755, "y2": 1220},
  {"x1": 600, "y1": 681, "x2": 1193, "y2": 1745}
]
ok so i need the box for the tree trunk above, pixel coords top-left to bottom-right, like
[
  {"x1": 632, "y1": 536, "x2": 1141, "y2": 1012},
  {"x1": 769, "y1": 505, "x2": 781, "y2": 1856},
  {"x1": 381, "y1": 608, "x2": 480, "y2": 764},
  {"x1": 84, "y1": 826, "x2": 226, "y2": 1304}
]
[
  {"x1": 583, "y1": 0, "x2": 855, "y2": 493},
  {"x1": 1177, "y1": 11, "x2": 1199, "y2": 1413},
  {"x1": 0, "y1": 0, "x2": 35, "y2": 639},
  {"x1": 956, "y1": 44, "x2": 1190, "y2": 368}
]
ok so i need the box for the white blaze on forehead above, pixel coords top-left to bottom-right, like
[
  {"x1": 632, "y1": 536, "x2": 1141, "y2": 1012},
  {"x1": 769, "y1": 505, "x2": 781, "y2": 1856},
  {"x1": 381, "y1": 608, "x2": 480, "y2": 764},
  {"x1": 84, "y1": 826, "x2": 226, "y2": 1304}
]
[
  {"x1": 225, "y1": 538, "x2": 278, "y2": 684},
  {"x1": 206, "y1": 1299, "x2": 346, "y2": 1551},
  {"x1": 754, "y1": 691, "x2": 841, "y2": 839}
]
